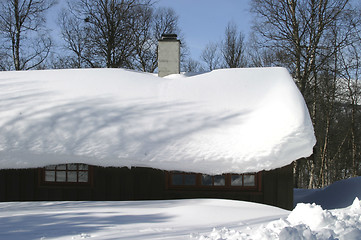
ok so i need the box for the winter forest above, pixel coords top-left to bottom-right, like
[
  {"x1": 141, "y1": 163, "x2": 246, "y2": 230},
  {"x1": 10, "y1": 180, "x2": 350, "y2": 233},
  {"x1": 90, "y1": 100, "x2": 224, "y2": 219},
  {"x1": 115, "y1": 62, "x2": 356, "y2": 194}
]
[{"x1": 0, "y1": 0, "x2": 360, "y2": 189}]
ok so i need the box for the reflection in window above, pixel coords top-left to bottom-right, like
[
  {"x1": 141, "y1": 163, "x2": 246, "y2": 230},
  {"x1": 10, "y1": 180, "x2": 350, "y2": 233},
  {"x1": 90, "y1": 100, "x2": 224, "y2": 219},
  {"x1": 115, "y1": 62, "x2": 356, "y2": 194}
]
[
  {"x1": 172, "y1": 173, "x2": 183, "y2": 185},
  {"x1": 201, "y1": 175, "x2": 212, "y2": 186},
  {"x1": 244, "y1": 175, "x2": 256, "y2": 186},
  {"x1": 214, "y1": 175, "x2": 225, "y2": 186},
  {"x1": 231, "y1": 174, "x2": 256, "y2": 187},
  {"x1": 171, "y1": 172, "x2": 196, "y2": 186},
  {"x1": 45, "y1": 171, "x2": 55, "y2": 182},
  {"x1": 202, "y1": 175, "x2": 225, "y2": 186},
  {"x1": 169, "y1": 172, "x2": 257, "y2": 189},
  {"x1": 56, "y1": 171, "x2": 66, "y2": 182},
  {"x1": 184, "y1": 174, "x2": 196, "y2": 185},
  {"x1": 68, "y1": 171, "x2": 77, "y2": 182},
  {"x1": 231, "y1": 175, "x2": 242, "y2": 186},
  {"x1": 44, "y1": 164, "x2": 90, "y2": 184}
]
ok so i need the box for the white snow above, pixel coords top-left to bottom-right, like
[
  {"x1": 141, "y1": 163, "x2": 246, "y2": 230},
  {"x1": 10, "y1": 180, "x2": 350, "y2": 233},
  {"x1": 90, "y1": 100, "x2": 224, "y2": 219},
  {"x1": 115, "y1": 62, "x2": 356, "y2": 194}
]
[
  {"x1": 294, "y1": 176, "x2": 361, "y2": 209},
  {"x1": 199, "y1": 198, "x2": 361, "y2": 240},
  {"x1": 0, "y1": 199, "x2": 289, "y2": 240},
  {"x1": 198, "y1": 176, "x2": 361, "y2": 240},
  {"x1": 1, "y1": 177, "x2": 360, "y2": 240},
  {"x1": 1, "y1": 186, "x2": 361, "y2": 240},
  {"x1": 0, "y1": 67, "x2": 315, "y2": 174}
]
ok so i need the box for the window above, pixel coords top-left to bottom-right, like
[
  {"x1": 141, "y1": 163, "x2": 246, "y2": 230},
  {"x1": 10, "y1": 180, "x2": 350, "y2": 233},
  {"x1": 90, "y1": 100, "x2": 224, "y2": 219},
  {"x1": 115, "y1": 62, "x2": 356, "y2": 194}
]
[
  {"x1": 167, "y1": 172, "x2": 260, "y2": 190},
  {"x1": 42, "y1": 164, "x2": 91, "y2": 185},
  {"x1": 171, "y1": 172, "x2": 197, "y2": 186},
  {"x1": 201, "y1": 174, "x2": 225, "y2": 186},
  {"x1": 231, "y1": 174, "x2": 256, "y2": 187}
]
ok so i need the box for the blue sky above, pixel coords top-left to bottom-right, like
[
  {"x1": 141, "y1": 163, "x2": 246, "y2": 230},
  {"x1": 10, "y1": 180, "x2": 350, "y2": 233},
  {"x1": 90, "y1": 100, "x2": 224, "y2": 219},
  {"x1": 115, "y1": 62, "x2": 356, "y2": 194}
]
[
  {"x1": 49, "y1": 0, "x2": 253, "y2": 62},
  {"x1": 156, "y1": 0, "x2": 253, "y2": 60}
]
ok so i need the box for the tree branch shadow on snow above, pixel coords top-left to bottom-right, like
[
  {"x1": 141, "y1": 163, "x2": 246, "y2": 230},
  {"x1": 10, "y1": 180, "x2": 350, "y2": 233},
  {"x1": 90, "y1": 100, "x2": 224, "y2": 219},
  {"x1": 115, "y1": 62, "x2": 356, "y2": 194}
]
[
  {"x1": 0, "y1": 209, "x2": 172, "y2": 239},
  {"x1": 0, "y1": 84, "x2": 252, "y2": 169}
]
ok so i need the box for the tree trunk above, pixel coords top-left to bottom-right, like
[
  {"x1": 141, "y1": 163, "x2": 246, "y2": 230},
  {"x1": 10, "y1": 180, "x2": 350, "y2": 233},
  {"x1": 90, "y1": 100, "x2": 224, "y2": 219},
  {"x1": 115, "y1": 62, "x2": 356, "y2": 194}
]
[{"x1": 14, "y1": 0, "x2": 21, "y2": 70}]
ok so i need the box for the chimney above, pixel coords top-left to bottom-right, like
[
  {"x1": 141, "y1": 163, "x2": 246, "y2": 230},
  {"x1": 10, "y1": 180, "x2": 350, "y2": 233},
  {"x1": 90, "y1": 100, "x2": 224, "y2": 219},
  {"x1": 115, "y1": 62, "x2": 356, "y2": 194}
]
[{"x1": 158, "y1": 34, "x2": 181, "y2": 77}]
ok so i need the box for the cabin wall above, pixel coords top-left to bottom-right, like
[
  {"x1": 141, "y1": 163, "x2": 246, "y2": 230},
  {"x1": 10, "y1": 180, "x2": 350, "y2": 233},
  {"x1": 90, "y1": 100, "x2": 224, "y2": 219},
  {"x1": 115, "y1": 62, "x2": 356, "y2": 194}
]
[
  {"x1": 262, "y1": 164, "x2": 294, "y2": 210},
  {"x1": 0, "y1": 167, "x2": 166, "y2": 202},
  {"x1": 0, "y1": 164, "x2": 293, "y2": 210}
]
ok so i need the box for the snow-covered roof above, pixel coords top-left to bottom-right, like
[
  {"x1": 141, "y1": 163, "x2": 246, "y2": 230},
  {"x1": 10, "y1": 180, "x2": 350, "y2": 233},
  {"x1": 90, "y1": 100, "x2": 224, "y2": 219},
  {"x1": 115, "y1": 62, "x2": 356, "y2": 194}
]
[{"x1": 0, "y1": 67, "x2": 315, "y2": 174}]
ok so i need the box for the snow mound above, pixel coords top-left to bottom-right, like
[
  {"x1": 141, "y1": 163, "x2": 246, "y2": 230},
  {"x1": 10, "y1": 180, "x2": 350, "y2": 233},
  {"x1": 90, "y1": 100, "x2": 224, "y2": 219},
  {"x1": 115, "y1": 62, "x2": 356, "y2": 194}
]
[
  {"x1": 287, "y1": 203, "x2": 335, "y2": 231},
  {"x1": 294, "y1": 176, "x2": 361, "y2": 209},
  {"x1": 197, "y1": 198, "x2": 361, "y2": 240},
  {"x1": 0, "y1": 67, "x2": 315, "y2": 174}
]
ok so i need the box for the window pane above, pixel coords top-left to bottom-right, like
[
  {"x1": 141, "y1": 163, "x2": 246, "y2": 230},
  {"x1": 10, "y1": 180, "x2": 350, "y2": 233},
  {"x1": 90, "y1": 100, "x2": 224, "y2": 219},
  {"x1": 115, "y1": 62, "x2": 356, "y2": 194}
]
[
  {"x1": 56, "y1": 171, "x2": 66, "y2": 182},
  {"x1": 78, "y1": 164, "x2": 88, "y2": 170},
  {"x1": 57, "y1": 164, "x2": 66, "y2": 170},
  {"x1": 68, "y1": 171, "x2": 77, "y2": 182},
  {"x1": 214, "y1": 175, "x2": 225, "y2": 186},
  {"x1": 78, "y1": 172, "x2": 88, "y2": 182},
  {"x1": 45, "y1": 171, "x2": 55, "y2": 182},
  {"x1": 172, "y1": 174, "x2": 183, "y2": 185},
  {"x1": 184, "y1": 174, "x2": 196, "y2": 185},
  {"x1": 231, "y1": 175, "x2": 243, "y2": 186},
  {"x1": 201, "y1": 175, "x2": 212, "y2": 186},
  {"x1": 67, "y1": 164, "x2": 77, "y2": 170},
  {"x1": 244, "y1": 175, "x2": 255, "y2": 186},
  {"x1": 45, "y1": 165, "x2": 56, "y2": 170}
]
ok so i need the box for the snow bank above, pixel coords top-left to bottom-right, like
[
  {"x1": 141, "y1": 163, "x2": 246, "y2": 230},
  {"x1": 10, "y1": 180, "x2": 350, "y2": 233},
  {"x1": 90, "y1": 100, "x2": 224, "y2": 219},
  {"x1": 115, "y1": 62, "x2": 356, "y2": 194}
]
[
  {"x1": 197, "y1": 198, "x2": 361, "y2": 240},
  {"x1": 0, "y1": 67, "x2": 315, "y2": 174},
  {"x1": 294, "y1": 176, "x2": 361, "y2": 209}
]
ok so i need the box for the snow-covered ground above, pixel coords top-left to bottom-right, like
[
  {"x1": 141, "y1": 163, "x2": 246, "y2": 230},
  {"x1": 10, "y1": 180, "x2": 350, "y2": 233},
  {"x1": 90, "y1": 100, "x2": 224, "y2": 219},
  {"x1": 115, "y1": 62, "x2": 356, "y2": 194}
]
[
  {"x1": 1, "y1": 177, "x2": 361, "y2": 240},
  {"x1": 0, "y1": 199, "x2": 288, "y2": 240}
]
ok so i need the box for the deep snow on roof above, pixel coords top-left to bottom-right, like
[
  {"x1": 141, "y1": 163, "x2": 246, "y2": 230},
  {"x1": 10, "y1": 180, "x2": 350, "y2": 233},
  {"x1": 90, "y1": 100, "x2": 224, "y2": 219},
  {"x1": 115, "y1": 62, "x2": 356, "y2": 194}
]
[{"x1": 0, "y1": 67, "x2": 315, "y2": 174}]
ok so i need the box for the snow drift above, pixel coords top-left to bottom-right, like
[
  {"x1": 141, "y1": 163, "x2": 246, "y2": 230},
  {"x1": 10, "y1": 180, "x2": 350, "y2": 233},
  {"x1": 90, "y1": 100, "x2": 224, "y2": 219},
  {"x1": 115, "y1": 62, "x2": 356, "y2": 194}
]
[
  {"x1": 199, "y1": 176, "x2": 361, "y2": 239},
  {"x1": 294, "y1": 176, "x2": 361, "y2": 209},
  {"x1": 198, "y1": 198, "x2": 361, "y2": 240},
  {"x1": 0, "y1": 67, "x2": 315, "y2": 174}
]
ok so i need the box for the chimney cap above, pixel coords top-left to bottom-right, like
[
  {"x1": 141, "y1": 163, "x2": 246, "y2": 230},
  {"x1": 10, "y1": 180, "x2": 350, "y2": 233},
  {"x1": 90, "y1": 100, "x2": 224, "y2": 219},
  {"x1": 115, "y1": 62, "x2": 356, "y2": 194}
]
[{"x1": 160, "y1": 33, "x2": 179, "y2": 41}]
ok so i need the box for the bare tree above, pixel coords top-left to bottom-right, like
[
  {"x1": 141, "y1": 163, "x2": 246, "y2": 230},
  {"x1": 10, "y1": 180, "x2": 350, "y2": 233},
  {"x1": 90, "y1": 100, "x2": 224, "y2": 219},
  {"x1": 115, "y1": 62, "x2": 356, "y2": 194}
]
[
  {"x1": 251, "y1": 0, "x2": 349, "y2": 95},
  {"x1": 153, "y1": 7, "x2": 180, "y2": 39},
  {"x1": 183, "y1": 58, "x2": 203, "y2": 73},
  {"x1": 201, "y1": 42, "x2": 221, "y2": 71},
  {"x1": 221, "y1": 21, "x2": 247, "y2": 68},
  {"x1": 338, "y1": 38, "x2": 361, "y2": 178},
  {"x1": 131, "y1": 3, "x2": 155, "y2": 72},
  {"x1": 0, "y1": 48, "x2": 12, "y2": 70},
  {"x1": 60, "y1": 0, "x2": 152, "y2": 69},
  {"x1": 59, "y1": 9, "x2": 98, "y2": 68},
  {"x1": 0, "y1": 0, "x2": 55, "y2": 70},
  {"x1": 250, "y1": 0, "x2": 361, "y2": 188},
  {"x1": 132, "y1": 7, "x2": 184, "y2": 72},
  {"x1": 60, "y1": 2, "x2": 184, "y2": 72},
  {"x1": 247, "y1": 33, "x2": 278, "y2": 67},
  {"x1": 201, "y1": 22, "x2": 246, "y2": 70}
]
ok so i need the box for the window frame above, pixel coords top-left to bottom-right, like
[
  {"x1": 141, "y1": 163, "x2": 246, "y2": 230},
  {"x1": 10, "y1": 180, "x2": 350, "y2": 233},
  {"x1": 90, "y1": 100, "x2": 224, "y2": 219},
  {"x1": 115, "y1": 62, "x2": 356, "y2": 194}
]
[
  {"x1": 201, "y1": 174, "x2": 226, "y2": 187},
  {"x1": 171, "y1": 171, "x2": 198, "y2": 186},
  {"x1": 166, "y1": 171, "x2": 262, "y2": 191},
  {"x1": 40, "y1": 163, "x2": 93, "y2": 186}
]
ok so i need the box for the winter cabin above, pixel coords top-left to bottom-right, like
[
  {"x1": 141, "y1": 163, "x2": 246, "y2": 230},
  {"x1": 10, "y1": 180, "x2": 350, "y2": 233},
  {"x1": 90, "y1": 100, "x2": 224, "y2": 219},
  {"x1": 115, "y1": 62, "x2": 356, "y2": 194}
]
[
  {"x1": 0, "y1": 66, "x2": 315, "y2": 210},
  {"x1": 0, "y1": 36, "x2": 315, "y2": 210}
]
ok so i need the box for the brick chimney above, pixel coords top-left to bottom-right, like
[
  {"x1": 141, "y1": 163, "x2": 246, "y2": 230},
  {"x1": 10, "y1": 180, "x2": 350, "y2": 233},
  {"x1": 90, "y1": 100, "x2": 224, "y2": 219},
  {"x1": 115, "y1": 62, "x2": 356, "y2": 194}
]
[{"x1": 158, "y1": 34, "x2": 180, "y2": 77}]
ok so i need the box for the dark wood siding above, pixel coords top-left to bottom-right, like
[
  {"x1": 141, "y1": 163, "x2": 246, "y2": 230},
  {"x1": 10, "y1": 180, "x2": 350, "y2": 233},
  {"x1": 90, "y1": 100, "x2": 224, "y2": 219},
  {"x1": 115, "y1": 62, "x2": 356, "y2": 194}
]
[
  {"x1": 262, "y1": 164, "x2": 294, "y2": 210},
  {"x1": 0, "y1": 164, "x2": 293, "y2": 210},
  {"x1": 0, "y1": 169, "x2": 37, "y2": 201}
]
